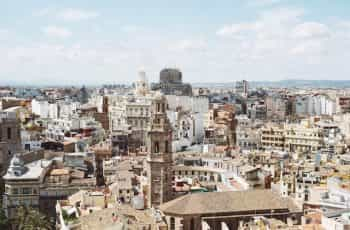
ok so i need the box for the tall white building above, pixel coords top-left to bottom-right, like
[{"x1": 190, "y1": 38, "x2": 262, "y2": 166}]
[
  {"x1": 165, "y1": 95, "x2": 209, "y2": 114},
  {"x1": 31, "y1": 99, "x2": 50, "y2": 119},
  {"x1": 295, "y1": 95, "x2": 335, "y2": 116}
]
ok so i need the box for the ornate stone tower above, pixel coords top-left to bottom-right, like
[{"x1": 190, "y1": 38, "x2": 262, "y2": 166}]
[
  {"x1": 135, "y1": 71, "x2": 149, "y2": 96},
  {"x1": 147, "y1": 93, "x2": 173, "y2": 208}
]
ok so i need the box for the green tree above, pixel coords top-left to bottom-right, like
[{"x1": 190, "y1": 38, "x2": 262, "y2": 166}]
[
  {"x1": 14, "y1": 206, "x2": 51, "y2": 230},
  {"x1": 0, "y1": 208, "x2": 9, "y2": 230}
]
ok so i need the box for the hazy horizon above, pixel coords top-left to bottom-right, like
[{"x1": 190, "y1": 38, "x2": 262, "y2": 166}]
[{"x1": 2, "y1": 79, "x2": 350, "y2": 88}]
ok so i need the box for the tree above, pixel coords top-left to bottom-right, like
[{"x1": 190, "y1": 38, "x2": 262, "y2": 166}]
[
  {"x1": 14, "y1": 206, "x2": 51, "y2": 230},
  {"x1": 0, "y1": 208, "x2": 9, "y2": 230}
]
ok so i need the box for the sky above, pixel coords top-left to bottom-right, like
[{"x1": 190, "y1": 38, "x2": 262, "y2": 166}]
[{"x1": 0, "y1": 0, "x2": 350, "y2": 85}]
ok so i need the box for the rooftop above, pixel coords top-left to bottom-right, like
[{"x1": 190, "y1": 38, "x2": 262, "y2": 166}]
[
  {"x1": 50, "y1": 168, "x2": 69, "y2": 176},
  {"x1": 4, "y1": 158, "x2": 52, "y2": 180},
  {"x1": 159, "y1": 190, "x2": 301, "y2": 216}
]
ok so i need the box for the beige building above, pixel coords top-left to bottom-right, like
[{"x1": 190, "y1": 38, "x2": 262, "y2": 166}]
[
  {"x1": 2, "y1": 155, "x2": 52, "y2": 219},
  {"x1": 204, "y1": 104, "x2": 236, "y2": 148},
  {"x1": 260, "y1": 122, "x2": 323, "y2": 152},
  {"x1": 108, "y1": 74, "x2": 155, "y2": 152},
  {"x1": 172, "y1": 165, "x2": 224, "y2": 183},
  {"x1": 260, "y1": 124, "x2": 285, "y2": 150},
  {"x1": 284, "y1": 124, "x2": 323, "y2": 152}
]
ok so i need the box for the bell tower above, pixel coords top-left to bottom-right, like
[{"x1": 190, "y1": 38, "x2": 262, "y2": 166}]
[
  {"x1": 135, "y1": 71, "x2": 149, "y2": 96},
  {"x1": 147, "y1": 93, "x2": 173, "y2": 207}
]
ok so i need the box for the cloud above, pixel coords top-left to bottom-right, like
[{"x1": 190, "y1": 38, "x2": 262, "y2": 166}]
[
  {"x1": 169, "y1": 39, "x2": 207, "y2": 52},
  {"x1": 292, "y1": 22, "x2": 330, "y2": 39},
  {"x1": 289, "y1": 40, "x2": 326, "y2": 55},
  {"x1": 216, "y1": 23, "x2": 259, "y2": 39},
  {"x1": 42, "y1": 26, "x2": 72, "y2": 38},
  {"x1": 215, "y1": 6, "x2": 339, "y2": 68},
  {"x1": 57, "y1": 8, "x2": 99, "y2": 21},
  {"x1": 217, "y1": 8, "x2": 304, "y2": 39}
]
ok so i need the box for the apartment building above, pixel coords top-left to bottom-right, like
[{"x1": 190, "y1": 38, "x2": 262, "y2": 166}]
[
  {"x1": 260, "y1": 124, "x2": 285, "y2": 150},
  {"x1": 284, "y1": 123, "x2": 323, "y2": 152},
  {"x1": 260, "y1": 122, "x2": 323, "y2": 152}
]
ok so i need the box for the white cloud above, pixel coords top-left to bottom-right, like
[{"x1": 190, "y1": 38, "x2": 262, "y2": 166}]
[
  {"x1": 42, "y1": 26, "x2": 72, "y2": 38},
  {"x1": 214, "y1": 6, "x2": 341, "y2": 74},
  {"x1": 289, "y1": 40, "x2": 325, "y2": 55},
  {"x1": 292, "y1": 22, "x2": 330, "y2": 39},
  {"x1": 217, "y1": 8, "x2": 304, "y2": 39},
  {"x1": 169, "y1": 39, "x2": 207, "y2": 52},
  {"x1": 57, "y1": 8, "x2": 99, "y2": 21},
  {"x1": 216, "y1": 23, "x2": 258, "y2": 38}
]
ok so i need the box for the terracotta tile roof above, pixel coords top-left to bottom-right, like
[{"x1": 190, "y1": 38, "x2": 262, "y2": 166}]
[{"x1": 159, "y1": 190, "x2": 301, "y2": 216}]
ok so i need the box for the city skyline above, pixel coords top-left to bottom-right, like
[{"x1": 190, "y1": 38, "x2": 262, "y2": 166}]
[{"x1": 1, "y1": 0, "x2": 350, "y2": 85}]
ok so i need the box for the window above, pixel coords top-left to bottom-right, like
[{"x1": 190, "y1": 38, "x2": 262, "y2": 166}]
[
  {"x1": 154, "y1": 142, "x2": 159, "y2": 153},
  {"x1": 22, "y1": 188, "x2": 32, "y2": 195},
  {"x1": 7, "y1": 127, "x2": 11, "y2": 139},
  {"x1": 190, "y1": 218, "x2": 195, "y2": 230},
  {"x1": 12, "y1": 188, "x2": 19, "y2": 195},
  {"x1": 170, "y1": 217, "x2": 175, "y2": 230},
  {"x1": 165, "y1": 141, "x2": 169, "y2": 153}
]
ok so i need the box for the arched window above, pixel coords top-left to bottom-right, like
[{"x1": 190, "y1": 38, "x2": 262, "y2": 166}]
[
  {"x1": 170, "y1": 217, "x2": 175, "y2": 230},
  {"x1": 7, "y1": 127, "x2": 11, "y2": 139},
  {"x1": 165, "y1": 141, "x2": 169, "y2": 153},
  {"x1": 154, "y1": 142, "x2": 159, "y2": 153},
  {"x1": 190, "y1": 218, "x2": 195, "y2": 229}
]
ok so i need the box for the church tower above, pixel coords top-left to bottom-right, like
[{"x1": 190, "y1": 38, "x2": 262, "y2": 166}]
[
  {"x1": 135, "y1": 71, "x2": 149, "y2": 96},
  {"x1": 147, "y1": 93, "x2": 173, "y2": 208}
]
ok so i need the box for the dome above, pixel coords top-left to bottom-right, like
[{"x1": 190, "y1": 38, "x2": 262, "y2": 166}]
[
  {"x1": 8, "y1": 154, "x2": 26, "y2": 176},
  {"x1": 10, "y1": 154, "x2": 24, "y2": 167}
]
